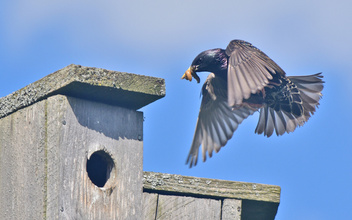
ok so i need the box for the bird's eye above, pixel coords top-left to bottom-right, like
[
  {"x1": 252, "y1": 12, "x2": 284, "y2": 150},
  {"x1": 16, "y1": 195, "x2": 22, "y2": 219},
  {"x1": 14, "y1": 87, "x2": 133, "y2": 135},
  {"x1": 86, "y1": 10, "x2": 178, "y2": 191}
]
[{"x1": 196, "y1": 58, "x2": 203, "y2": 65}]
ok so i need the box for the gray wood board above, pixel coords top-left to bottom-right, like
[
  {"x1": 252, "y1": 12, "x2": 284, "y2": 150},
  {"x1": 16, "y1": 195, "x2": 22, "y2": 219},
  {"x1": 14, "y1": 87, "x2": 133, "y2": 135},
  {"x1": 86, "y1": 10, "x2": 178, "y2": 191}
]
[
  {"x1": 222, "y1": 199, "x2": 242, "y2": 220},
  {"x1": 143, "y1": 193, "x2": 158, "y2": 220},
  {"x1": 0, "y1": 96, "x2": 46, "y2": 220},
  {"x1": 143, "y1": 171, "x2": 280, "y2": 203},
  {"x1": 156, "y1": 194, "x2": 221, "y2": 220},
  {"x1": 0, "y1": 64, "x2": 165, "y2": 119},
  {"x1": 46, "y1": 95, "x2": 144, "y2": 219},
  {"x1": 0, "y1": 95, "x2": 145, "y2": 219}
]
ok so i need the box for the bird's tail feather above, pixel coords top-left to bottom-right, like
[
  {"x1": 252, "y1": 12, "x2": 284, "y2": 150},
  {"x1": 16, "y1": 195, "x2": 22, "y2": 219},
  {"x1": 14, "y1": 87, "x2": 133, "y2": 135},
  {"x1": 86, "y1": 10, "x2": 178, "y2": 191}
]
[{"x1": 255, "y1": 73, "x2": 324, "y2": 137}]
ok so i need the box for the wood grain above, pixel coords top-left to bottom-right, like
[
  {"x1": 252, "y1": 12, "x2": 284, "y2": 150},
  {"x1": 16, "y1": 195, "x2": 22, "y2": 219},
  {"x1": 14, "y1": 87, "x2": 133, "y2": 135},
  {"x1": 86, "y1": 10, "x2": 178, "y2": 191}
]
[
  {"x1": 143, "y1": 171, "x2": 280, "y2": 203},
  {"x1": 156, "y1": 194, "x2": 221, "y2": 220}
]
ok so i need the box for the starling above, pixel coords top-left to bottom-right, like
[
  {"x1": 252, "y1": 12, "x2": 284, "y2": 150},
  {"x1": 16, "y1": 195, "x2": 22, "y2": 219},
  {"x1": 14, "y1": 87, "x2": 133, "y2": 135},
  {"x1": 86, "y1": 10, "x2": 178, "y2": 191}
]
[{"x1": 182, "y1": 39, "x2": 324, "y2": 167}]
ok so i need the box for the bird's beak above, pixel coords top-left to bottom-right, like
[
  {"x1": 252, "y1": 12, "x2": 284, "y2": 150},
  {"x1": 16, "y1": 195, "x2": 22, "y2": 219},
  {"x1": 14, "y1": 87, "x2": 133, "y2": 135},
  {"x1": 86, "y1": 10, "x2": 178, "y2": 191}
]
[{"x1": 181, "y1": 66, "x2": 200, "y2": 83}]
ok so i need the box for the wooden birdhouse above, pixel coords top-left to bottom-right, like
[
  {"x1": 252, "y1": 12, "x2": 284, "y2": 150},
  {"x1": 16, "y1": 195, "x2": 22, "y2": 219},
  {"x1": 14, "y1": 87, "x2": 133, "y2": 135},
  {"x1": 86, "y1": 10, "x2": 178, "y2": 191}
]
[{"x1": 0, "y1": 65, "x2": 280, "y2": 220}]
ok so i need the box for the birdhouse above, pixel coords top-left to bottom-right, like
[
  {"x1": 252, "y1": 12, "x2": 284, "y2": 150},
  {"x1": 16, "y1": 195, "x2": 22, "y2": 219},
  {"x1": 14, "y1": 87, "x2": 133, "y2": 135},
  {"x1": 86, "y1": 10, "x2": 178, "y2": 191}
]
[
  {"x1": 0, "y1": 64, "x2": 165, "y2": 219},
  {"x1": 0, "y1": 64, "x2": 280, "y2": 219}
]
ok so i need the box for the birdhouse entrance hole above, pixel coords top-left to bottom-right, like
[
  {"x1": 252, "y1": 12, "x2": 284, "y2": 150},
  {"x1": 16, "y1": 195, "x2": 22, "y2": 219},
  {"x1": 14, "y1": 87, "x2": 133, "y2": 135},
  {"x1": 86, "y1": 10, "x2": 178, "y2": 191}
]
[{"x1": 86, "y1": 150, "x2": 115, "y2": 187}]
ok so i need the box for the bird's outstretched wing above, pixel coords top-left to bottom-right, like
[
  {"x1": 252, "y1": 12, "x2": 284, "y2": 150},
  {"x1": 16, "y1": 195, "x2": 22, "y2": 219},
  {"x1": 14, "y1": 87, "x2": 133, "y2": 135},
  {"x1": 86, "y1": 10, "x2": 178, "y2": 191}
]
[
  {"x1": 186, "y1": 73, "x2": 257, "y2": 167},
  {"x1": 226, "y1": 40, "x2": 286, "y2": 106},
  {"x1": 254, "y1": 73, "x2": 324, "y2": 137}
]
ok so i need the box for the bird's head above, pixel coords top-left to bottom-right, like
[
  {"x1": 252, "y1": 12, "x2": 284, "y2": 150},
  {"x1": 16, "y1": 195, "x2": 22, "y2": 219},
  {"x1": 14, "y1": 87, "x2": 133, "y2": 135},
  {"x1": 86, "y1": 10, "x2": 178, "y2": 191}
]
[{"x1": 182, "y1": 49, "x2": 227, "y2": 83}]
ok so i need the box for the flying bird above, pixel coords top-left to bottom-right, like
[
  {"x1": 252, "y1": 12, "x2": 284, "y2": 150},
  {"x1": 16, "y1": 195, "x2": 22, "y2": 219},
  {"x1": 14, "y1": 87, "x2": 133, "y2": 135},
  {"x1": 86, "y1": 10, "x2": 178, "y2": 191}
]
[{"x1": 182, "y1": 39, "x2": 324, "y2": 167}]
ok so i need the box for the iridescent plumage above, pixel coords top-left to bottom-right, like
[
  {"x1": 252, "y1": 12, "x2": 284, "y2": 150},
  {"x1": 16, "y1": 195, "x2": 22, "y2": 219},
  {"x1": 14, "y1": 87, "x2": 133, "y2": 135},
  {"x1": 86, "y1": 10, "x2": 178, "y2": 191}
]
[{"x1": 182, "y1": 40, "x2": 324, "y2": 167}]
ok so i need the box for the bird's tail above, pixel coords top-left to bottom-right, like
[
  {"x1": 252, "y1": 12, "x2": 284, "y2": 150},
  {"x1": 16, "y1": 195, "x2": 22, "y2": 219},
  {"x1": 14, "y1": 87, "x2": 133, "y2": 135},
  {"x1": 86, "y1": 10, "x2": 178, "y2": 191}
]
[{"x1": 255, "y1": 73, "x2": 324, "y2": 137}]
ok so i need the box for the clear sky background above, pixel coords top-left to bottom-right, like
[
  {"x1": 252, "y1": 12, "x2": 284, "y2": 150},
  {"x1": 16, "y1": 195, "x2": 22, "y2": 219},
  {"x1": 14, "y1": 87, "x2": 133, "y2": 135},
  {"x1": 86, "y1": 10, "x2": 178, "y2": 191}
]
[{"x1": 1, "y1": 1, "x2": 351, "y2": 219}]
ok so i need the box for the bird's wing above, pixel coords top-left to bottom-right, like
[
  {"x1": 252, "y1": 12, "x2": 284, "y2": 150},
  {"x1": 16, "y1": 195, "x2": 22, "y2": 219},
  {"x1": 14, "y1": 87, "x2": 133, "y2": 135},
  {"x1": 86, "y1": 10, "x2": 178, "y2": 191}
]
[
  {"x1": 186, "y1": 73, "x2": 257, "y2": 167},
  {"x1": 254, "y1": 73, "x2": 324, "y2": 137},
  {"x1": 226, "y1": 40, "x2": 286, "y2": 106}
]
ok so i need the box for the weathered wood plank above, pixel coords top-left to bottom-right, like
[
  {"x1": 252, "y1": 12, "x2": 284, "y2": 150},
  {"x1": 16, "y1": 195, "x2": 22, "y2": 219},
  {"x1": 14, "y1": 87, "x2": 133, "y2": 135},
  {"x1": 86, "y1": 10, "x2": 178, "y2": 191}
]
[
  {"x1": 1, "y1": 94, "x2": 146, "y2": 219},
  {"x1": 156, "y1": 194, "x2": 221, "y2": 220},
  {"x1": 0, "y1": 98, "x2": 46, "y2": 220},
  {"x1": 0, "y1": 64, "x2": 165, "y2": 119},
  {"x1": 143, "y1": 193, "x2": 158, "y2": 220},
  {"x1": 222, "y1": 199, "x2": 242, "y2": 220},
  {"x1": 143, "y1": 171, "x2": 280, "y2": 203},
  {"x1": 46, "y1": 95, "x2": 144, "y2": 219}
]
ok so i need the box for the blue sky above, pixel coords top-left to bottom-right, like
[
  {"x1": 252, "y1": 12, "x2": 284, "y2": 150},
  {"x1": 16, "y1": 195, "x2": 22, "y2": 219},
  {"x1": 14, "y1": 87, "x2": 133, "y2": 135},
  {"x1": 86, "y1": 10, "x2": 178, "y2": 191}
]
[{"x1": 1, "y1": 0, "x2": 351, "y2": 219}]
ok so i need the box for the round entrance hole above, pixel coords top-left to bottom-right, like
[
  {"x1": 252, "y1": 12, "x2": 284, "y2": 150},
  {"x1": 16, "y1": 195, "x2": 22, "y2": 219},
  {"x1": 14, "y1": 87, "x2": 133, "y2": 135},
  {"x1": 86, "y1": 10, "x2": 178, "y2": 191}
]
[{"x1": 86, "y1": 150, "x2": 115, "y2": 187}]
